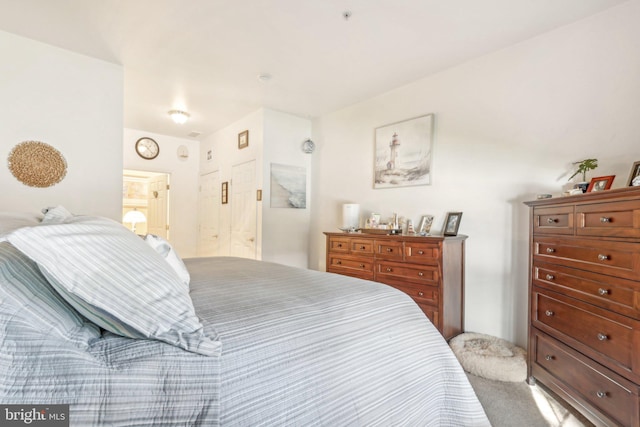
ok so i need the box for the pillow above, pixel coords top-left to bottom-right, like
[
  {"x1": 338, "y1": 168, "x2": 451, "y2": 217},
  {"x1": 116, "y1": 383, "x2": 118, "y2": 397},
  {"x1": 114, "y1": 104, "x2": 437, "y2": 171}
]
[
  {"x1": 0, "y1": 212, "x2": 41, "y2": 237},
  {"x1": 144, "y1": 234, "x2": 190, "y2": 288},
  {"x1": 41, "y1": 205, "x2": 74, "y2": 224},
  {"x1": 6, "y1": 216, "x2": 220, "y2": 357},
  {"x1": 0, "y1": 242, "x2": 100, "y2": 347}
]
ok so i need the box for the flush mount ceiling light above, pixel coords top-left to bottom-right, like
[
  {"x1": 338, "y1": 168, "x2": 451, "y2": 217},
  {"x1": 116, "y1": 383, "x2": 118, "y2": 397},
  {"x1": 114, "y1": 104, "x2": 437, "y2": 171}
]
[{"x1": 168, "y1": 110, "x2": 190, "y2": 124}]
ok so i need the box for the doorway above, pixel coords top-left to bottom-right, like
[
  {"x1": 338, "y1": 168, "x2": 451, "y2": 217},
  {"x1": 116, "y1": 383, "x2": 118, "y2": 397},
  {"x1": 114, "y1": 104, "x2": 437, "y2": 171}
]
[{"x1": 122, "y1": 169, "x2": 171, "y2": 238}]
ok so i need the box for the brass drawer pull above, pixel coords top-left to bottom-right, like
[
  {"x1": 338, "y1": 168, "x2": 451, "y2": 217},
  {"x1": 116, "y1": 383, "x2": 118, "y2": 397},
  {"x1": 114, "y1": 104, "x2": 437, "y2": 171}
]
[
  {"x1": 545, "y1": 310, "x2": 554, "y2": 317},
  {"x1": 545, "y1": 274, "x2": 555, "y2": 281},
  {"x1": 418, "y1": 291, "x2": 424, "y2": 297},
  {"x1": 546, "y1": 248, "x2": 555, "y2": 254},
  {"x1": 597, "y1": 333, "x2": 608, "y2": 341},
  {"x1": 359, "y1": 264, "x2": 365, "y2": 268},
  {"x1": 386, "y1": 268, "x2": 392, "y2": 272},
  {"x1": 360, "y1": 246, "x2": 366, "y2": 250},
  {"x1": 596, "y1": 391, "x2": 608, "y2": 398},
  {"x1": 418, "y1": 250, "x2": 424, "y2": 255},
  {"x1": 386, "y1": 248, "x2": 393, "y2": 252},
  {"x1": 598, "y1": 254, "x2": 609, "y2": 261},
  {"x1": 544, "y1": 355, "x2": 554, "y2": 361},
  {"x1": 418, "y1": 272, "x2": 424, "y2": 277},
  {"x1": 600, "y1": 217, "x2": 611, "y2": 223},
  {"x1": 336, "y1": 260, "x2": 342, "y2": 265},
  {"x1": 598, "y1": 288, "x2": 609, "y2": 296},
  {"x1": 547, "y1": 218, "x2": 557, "y2": 224},
  {"x1": 337, "y1": 243, "x2": 343, "y2": 248}
]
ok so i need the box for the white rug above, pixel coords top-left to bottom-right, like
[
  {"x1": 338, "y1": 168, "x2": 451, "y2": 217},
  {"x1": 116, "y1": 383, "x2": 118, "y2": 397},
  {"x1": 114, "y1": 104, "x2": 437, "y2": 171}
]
[{"x1": 450, "y1": 332, "x2": 527, "y2": 382}]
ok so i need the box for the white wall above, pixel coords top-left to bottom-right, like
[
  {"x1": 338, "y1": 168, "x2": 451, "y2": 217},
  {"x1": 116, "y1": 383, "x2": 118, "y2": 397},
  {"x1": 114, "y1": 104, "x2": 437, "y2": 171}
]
[
  {"x1": 0, "y1": 30, "x2": 123, "y2": 219},
  {"x1": 200, "y1": 108, "x2": 311, "y2": 267},
  {"x1": 309, "y1": 1, "x2": 640, "y2": 347},
  {"x1": 123, "y1": 128, "x2": 201, "y2": 258}
]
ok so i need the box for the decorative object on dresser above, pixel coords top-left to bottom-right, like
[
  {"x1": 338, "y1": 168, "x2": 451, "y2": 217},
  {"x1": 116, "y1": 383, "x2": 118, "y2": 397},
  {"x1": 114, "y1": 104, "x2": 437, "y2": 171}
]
[
  {"x1": 324, "y1": 231, "x2": 467, "y2": 340},
  {"x1": 568, "y1": 158, "x2": 598, "y2": 193},
  {"x1": 587, "y1": 175, "x2": 615, "y2": 193},
  {"x1": 627, "y1": 161, "x2": 640, "y2": 187},
  {"x1": 524, "y1": 186, "x2": 640, "y2": 427},
  {"x1": 444, "y1": 212, "x2": 463, "y2": 236},
  {"x1": 341, "y1": 203, "x2": 360, "y2": 232}
]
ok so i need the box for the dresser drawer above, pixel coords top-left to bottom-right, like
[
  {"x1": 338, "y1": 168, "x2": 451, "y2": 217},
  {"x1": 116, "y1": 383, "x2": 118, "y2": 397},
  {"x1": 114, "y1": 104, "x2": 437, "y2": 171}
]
[
  {"x1": 405, "y1": 242, "x2": 440, "y2": 265},
  {"x1": 374, "y1": 240, "x2": 404, "y2": 260},
  {"x1": 533, "y1": 289, "x2": 638, "y2": 375},
  {"x1": 534, "y1": 236, "x2": 640, "y2": 281},
  {"x1": 577, "y1": 199, "x2": 640, "y2": 239},
  {"x1": 416, "y1": 304, "x2": 439, "y2": 328},
  {"x1": 533, "y1": 206, "x2": 574, "y2": 235},
  {"x1": 376, "y1": 260, "x2": 439, "y2": 285},
  {"x1": 350, "y1": 239, "x2": 374, "y2": 255},
  {"x1": 533, "y1": 261, "x2": 640, "y2": 319},
  {"x1": 328, "y1": 237, "x2": 351, "y2": 253},
  {"x1": 327, "y1": 254, "x2": 374, "y2": 280},
  {"x1": 533, "y1": 331, "x2": 639, "y2": 427},
  {"x1": 390, "y1": 282, "x2": 439, "y2": 305}
]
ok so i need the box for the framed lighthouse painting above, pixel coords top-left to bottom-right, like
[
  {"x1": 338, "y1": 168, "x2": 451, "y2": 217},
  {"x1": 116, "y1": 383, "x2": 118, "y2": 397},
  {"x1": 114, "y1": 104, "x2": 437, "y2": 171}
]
[{"x1": 374, "y1": 114, "x2": 434, "y2": 189}]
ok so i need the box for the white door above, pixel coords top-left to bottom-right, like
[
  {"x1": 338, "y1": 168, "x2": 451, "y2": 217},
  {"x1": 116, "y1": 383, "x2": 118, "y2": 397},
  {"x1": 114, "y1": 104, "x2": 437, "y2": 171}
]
[
  {"x1": 198, "y1": 171, "x2": 220, "y2": 256},
  {"x1": 231, "y1": 160, "x2": 257, "y2": 259},
  {"x1": 148, "y1": 174, "x2": 169, "y2": 238}
]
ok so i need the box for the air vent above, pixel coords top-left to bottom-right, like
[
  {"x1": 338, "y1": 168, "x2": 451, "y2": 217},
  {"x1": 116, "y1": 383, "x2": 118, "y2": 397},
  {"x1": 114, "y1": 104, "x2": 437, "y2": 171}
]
[{"x1": 188, "y1": 131, "x2": 202, "y2": 138}]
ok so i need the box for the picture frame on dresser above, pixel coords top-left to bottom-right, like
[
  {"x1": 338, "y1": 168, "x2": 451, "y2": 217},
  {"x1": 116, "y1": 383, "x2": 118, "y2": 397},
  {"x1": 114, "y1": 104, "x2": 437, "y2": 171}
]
[
  {"x1": 627, "y1": 160, "x2": 640, "y2": 186},
  {"x1": 586, "y1": 175, "x2": 615, "y2": 192},
  {"x1": 443, "y1": 212, "x2": 462, "y2": 236}
]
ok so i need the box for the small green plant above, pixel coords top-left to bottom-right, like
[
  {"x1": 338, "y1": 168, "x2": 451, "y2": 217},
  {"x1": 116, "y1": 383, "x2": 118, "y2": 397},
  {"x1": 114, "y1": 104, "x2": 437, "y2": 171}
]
[{"x1": 568, "y1": 158, "x2": 598, "y2": 182}]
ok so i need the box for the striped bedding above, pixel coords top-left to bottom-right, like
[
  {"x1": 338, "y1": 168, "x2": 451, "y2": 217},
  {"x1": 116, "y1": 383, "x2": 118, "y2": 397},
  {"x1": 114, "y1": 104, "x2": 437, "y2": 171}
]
[{"x1": 1, "y1": 252, "x2": 489, "y2": 426}]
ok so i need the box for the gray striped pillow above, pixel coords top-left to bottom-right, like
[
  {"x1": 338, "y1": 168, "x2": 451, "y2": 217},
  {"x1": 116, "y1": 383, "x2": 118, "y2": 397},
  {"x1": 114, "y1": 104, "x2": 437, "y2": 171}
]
[
  {"x1": 0, "y1": 242, "x2": 100, "y2": 346},
  {"x1": 7, "y1": 216, "x2": 220, "y2": 357}
]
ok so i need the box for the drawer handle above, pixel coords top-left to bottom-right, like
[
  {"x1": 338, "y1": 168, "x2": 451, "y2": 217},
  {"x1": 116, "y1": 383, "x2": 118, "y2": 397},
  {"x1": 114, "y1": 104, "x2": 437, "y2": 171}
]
[
  {"x1": 359, "y1": 264, "x2": 365, "y2": 268},
  {"x1": 336, "y1": 261, "x2": 342, "y2": 265},
  {"x1": 360, "y1": 246, "x2": 366, "y2": 250},
  {"x1": 545, "y1": 274, "x2": 555, "y2": 281},
  {"x1": 596, "y1": 391, "x2": 608, "y2": 399},
  {"x1": 386, "y1": 248, "x2": 393, "y2": 252},
  {"x1": 545, "y1": 310, "x2": 554, "y2": 317},
  {"x1": 597, "y1": 333, "x2": 608, "y2": 341},
  {"x1": 597, "y1": 254, "x2": 609, "y2": 261},
  {"x1": 546, "y1": 248, "x2": 555, "y2": 254},
  {"x1": 418, "y1": 272, "x2": 424, "y2": 277},
  {"x1": 544, "y1": 355, "x2": 554, "y2": 361},
  {"x1": 547, "y1": 218, "x2": 558, "y2": 224},
  {"x1": 600, "y1": 217, "x2": 611, "y2": 223},
  {"x1": 386, "y1": 268, "x2": 392, "y2": 272},
  {"x1": 337, "y1": 243, "x2": 343, "y2": 248},
  {"x1": 418, "y1": 291, "x2": 424, "y2": 297},
  {"x1": 418, "y1": 250, "x2": 424, "y2": 255},
  {"x1": 598, "y1": 288, "x2": 609, "y2": 296}
]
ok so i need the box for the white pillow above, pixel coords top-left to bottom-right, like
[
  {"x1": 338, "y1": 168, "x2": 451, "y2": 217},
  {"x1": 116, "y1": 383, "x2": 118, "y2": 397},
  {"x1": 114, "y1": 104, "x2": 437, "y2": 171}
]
[
  {"x1": 0, "y1": 212, "x2": 41, "y2": 237},
  {"x1": 41, "y1": 205, "x2": 74, "y2": 224},
  {"x1": 6, "y1": 215, "x2": 220, "y2": 357},
  {"x1": 144, "y1": 234, "x2": 190, "y2": 288}
]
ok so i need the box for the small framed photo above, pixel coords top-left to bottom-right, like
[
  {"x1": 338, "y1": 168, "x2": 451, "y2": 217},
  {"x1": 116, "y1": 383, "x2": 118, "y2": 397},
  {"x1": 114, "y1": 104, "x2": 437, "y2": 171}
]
[
  {"x1": 443, "y1": 212, "x2": 462, "y2": 236},
  {"x1": 627, "y1": 161, "x2": 640, "y2": 187},
  {"x1": 418, "y1": 215, "x2": 434, "y2": 235},
  {"x1": 587, "y1": 175, "x2": 615, "y2": 192},
  {"x1": 238, "y1": 130, "x2": 249, "y2": 149}
]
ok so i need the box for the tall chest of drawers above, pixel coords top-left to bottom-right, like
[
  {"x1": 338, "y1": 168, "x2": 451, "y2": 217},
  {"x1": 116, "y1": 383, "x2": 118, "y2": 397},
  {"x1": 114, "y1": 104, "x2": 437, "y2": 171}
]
[
  {"x1": 525, "y1": 187, "x2": 640, "y2": 427},
  {"x1": 323, "y1": 232, "x2": 467, "y2": 340}
]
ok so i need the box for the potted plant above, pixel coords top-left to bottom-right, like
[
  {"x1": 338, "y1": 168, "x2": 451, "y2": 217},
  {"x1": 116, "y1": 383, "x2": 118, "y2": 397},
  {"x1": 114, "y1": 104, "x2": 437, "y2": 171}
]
[{"x1": 569, "y1": 158, "x2": 598, "y2": 193}]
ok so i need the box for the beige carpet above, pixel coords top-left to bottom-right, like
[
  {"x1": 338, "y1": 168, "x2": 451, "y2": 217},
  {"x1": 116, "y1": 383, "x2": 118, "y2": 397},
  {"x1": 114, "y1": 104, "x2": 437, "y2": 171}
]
[{"x1": 467, "y1": 373, "x2": 595, "y2": 427}]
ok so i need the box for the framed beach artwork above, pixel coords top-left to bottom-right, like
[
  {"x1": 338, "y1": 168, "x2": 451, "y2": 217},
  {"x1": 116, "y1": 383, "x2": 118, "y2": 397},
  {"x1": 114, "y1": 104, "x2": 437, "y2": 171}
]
[
  {"x1": 270, "y1": 163, "x2": 307, "y2": 208},
  {"x1": 374, "y1": 114, "x2": 434, "y2": 189}
]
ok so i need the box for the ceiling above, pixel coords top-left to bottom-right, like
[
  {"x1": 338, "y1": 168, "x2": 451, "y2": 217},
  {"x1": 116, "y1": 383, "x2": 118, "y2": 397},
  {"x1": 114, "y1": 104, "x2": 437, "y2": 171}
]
[{"x1": 0, "y1": 0, "x2": 628, "y2": 140}]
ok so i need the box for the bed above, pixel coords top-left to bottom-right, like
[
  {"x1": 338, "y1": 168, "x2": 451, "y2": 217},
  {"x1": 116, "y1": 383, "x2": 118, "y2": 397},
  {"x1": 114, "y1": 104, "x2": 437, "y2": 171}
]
[{"x1": 0, "y1": 208, "x2": 490, "y2": 426}]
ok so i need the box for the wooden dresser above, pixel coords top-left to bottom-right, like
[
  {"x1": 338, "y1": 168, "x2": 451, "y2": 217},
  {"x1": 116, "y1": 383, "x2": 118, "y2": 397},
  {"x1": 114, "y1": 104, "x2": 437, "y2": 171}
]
[
  {"x1": 323, "y1": 232, "x2": 467, "y2": 340},
  {"x1": 525, "y1": 187, "x2": 640, "y2": 427}
]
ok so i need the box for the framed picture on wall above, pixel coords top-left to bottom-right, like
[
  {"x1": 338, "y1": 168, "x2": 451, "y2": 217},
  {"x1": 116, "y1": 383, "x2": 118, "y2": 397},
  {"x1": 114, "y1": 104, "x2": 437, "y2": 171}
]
[
  {"x1": 443, "y1": 212, "x2": 462, "y2": 236},
  {"x1": 238, "y1": 130, "x2": 249, "y2": 149},
  {"x1": 587, "y1": 175, "x2": 615, "y2": 192},
  {"x1": 627, "y1": 161, "x2": 640, "y2": 186},
  {"x1": 374, "y1": 114, "x2": 434, "y2": 189}
]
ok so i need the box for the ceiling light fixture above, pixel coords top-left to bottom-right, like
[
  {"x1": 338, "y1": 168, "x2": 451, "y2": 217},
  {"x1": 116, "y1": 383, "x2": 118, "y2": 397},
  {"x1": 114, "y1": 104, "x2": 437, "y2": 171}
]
[
  {"x1": 258, "y1": 73, "x2": 272, "y2": 83},
  {"x1": 168, "y1": 110, "x2": 190, "y2": 124}
]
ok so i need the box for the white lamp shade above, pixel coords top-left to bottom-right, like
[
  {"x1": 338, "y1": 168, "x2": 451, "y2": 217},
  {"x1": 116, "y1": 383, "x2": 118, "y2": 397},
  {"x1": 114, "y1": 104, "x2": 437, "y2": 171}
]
[{"x1": 123, "y1": 210, "x2": 147, "y2": 224}]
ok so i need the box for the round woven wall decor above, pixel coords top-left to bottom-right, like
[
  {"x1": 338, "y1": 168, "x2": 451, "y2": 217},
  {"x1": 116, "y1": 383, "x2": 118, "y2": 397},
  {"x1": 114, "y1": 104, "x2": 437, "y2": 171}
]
[{"x1": 7, "y1": 141, "x2": 67, "y2": 188}]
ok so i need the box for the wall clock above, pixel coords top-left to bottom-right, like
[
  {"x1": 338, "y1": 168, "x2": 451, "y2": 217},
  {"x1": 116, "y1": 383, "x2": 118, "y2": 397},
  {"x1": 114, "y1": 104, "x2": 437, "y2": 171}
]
[{"x1": 135, "y1": 137, "x2": 159, "y2": 160}]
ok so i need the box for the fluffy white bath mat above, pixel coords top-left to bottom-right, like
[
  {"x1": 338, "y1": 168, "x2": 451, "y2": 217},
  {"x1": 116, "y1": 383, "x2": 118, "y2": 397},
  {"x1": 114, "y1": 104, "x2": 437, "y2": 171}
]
[{"x1": 449, "y1": 332, "x2": 526, "y2": 382}]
